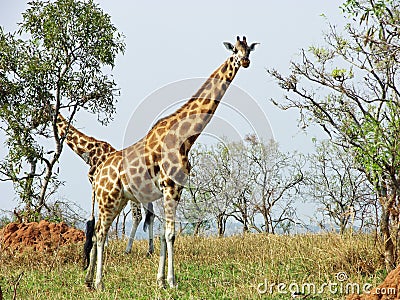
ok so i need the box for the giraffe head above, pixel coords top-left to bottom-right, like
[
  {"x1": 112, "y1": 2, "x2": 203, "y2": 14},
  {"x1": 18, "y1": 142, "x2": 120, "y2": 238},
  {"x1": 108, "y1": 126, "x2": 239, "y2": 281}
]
[{"x1": 223, "y1": 36, "x2": 258, "y2": 68}]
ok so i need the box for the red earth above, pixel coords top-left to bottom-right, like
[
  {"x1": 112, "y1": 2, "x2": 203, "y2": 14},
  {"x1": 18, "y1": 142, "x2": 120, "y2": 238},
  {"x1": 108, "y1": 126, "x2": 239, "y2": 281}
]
[
  {"x1": 347, "y1": 265, "x2": 400, "y2": 300},
  {"x1": 0, "y1": 220, "x2": 84, "y2": 252}
]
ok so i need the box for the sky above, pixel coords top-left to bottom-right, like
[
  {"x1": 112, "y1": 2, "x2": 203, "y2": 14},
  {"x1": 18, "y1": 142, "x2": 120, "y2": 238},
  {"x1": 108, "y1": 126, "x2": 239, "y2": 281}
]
[{"x1": 0, "y1": 1, "x2": 347, "y2": 221}]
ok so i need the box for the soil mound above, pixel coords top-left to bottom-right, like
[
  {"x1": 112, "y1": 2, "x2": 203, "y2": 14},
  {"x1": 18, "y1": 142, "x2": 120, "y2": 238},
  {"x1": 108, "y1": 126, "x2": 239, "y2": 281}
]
[
  {"x1": 347, "y1": 265, "x2": 400, "y2": 300},
  {"x1": 0, "y1": 220, "x2": 85, "y2": 252}
]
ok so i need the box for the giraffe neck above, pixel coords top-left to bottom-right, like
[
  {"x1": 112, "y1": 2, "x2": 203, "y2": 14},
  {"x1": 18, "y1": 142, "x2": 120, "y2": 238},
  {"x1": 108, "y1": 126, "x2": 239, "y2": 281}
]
[
  {"x1": 56, "y1": 114, "x2": 115, "y2": 167},
  {"x1": 147, "y1": 54, "x2": 240, "y2": 151},
  {"x1": 171, "y1": 53, "x2": 241, "y2": 146}
]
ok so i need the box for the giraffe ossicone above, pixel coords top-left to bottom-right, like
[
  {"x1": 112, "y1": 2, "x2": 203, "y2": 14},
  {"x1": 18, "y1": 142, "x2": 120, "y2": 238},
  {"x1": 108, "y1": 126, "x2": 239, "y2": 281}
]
[{"x1": 83, "y1": 36, "x2": 258, "y2": 291}]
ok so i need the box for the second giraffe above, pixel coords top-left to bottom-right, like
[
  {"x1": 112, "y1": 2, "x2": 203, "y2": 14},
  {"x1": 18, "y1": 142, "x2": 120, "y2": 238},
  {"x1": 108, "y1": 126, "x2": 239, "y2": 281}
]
[{"x1": 55, "y1": 113, "x2": 155, "y2": 256}]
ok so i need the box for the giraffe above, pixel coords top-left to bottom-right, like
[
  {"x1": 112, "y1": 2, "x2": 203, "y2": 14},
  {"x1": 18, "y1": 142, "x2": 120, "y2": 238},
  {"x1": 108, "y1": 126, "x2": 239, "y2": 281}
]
[
  {"x1": 55, "y1": 113, "x2": 155, "y2": 256},
  {"x1": 84, "y1": 36, "x2": 258, "y2": 290}
]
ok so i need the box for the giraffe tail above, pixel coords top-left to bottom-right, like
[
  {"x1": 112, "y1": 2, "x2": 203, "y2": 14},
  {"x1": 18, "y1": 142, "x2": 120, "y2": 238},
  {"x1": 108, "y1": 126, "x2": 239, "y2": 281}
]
[
  {"x1": 83, "y1": 216, "x2": 95, "y2": 270},
  {"x1": 143, "y1": 202, "x2": 154, "y2": 232}
]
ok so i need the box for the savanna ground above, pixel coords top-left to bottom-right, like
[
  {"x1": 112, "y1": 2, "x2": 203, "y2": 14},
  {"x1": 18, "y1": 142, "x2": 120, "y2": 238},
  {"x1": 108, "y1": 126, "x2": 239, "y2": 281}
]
[{"x1": 0, "y1": 231, "x2": 389, "y2": 299}]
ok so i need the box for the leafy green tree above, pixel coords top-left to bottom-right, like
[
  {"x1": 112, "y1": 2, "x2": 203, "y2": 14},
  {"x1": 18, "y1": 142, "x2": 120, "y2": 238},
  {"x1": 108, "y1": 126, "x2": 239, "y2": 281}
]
[
  {"x1": 0, "y1": 0, "x2": 125, "y2": 221},
  {"x1": 269, "y1": 0, "x2": 400, "y2": 270}
]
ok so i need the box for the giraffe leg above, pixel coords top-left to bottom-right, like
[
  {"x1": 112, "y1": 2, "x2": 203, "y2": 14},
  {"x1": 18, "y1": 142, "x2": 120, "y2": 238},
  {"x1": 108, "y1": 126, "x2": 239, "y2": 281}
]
[
  {"x1": 165, "y1": 217, "x2": 176, "y2": 288},
  {"x1": 147, "y1": 214, "x2": 155, "y2": 256},
  {"x1": 125, "y1": 200, "x2": 142, "y2": 254},
  {"x1": 85, "y1": 226, "x2": 97, "y2": 290},
  {"x1": 157, "y1": 225, "x2": 167, "y2": 288},
  {"x1": 159, "y1": 185, "x2": 179, "y2": 288},
  {"x1": 94, "y1": 226, "x2": 107, "y2": 291},
  {"x1": 145, "y1": 202, "x2": 155, "y2": 256}
]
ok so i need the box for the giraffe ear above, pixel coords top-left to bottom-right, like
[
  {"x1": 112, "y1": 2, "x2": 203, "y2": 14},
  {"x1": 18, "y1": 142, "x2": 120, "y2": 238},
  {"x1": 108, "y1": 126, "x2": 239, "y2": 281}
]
[
  {"x1": 249, "y1": 43, "x2": 259, "y2": 51},
  {"x1": 223, "y1": 42, "x2": 235, "y2": 52}
]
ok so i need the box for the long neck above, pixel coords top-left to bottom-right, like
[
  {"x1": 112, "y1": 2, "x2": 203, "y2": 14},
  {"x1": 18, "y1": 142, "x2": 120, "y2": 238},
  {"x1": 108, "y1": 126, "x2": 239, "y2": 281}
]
[
  {"x1": 169, "y1": 54, "x2": 241, "y2": 145},
  {"x1": 180, "y1": 53, "x2": 239, "y2": 117},
  {"x1": 56, "y1": 114, "x2": 115, "y2": 167}
]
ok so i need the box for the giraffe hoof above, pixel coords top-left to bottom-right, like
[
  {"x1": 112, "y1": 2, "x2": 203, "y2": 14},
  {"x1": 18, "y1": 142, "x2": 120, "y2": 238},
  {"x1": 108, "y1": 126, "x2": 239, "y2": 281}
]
[
  {"x1": 95, "y1": 281, "x2": 105, "y2": 291},
  {"x1": 146, "y1": 251, "x2": 153, "y2": 258},
  {"x1": 124, "y1": 250, "x2": 131, "y2": 255},
  {"x1": 85, "y1": 281, "x2": 94, "y2": 291},
  {"x1": 157, "y1": 278, "x2": 166, "y2": 289},
  {"x1": 167, "y1": 279, "x2": 177, "y2": 289}
]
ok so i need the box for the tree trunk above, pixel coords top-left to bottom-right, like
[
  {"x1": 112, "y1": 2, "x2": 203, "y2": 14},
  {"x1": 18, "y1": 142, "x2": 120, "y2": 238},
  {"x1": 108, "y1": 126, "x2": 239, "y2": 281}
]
[
  {"x1": 339, "y1": 221, "x2": 346, "y2": 235},
  {"x1": 36, "y1": 128, "x2": 65, "y2": 218},
  {"x1": 217, "y1": 214, "x2": 226, "y2": 237},
  {"x1": 243, "y1": 221, "x2": 249, "y2": 233},
  {"x1": 379, "y1": 195, "x2": 396, "y2": 272},
  {"x1": 37, "y1": 163, "x2": 53, "y2": 219},
  {"x1": 193, "y1": 221, "x2": 202, "y2": 236},
  {"x1": 23, "y1": 159, "x2": 37, "y2": 215},
  {"x1": 262, "y1": 212, "x2": 271, "y2": 234},
  {"x1": 242, "y1": 198, "x2": 249, "y2": 233}
]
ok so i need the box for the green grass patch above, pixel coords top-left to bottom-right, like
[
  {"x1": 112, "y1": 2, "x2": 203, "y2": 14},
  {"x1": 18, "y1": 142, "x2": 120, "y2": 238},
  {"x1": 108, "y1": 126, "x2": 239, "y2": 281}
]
[{"x1": 0, "y1": 233, "x2": 389, "y2": 299}]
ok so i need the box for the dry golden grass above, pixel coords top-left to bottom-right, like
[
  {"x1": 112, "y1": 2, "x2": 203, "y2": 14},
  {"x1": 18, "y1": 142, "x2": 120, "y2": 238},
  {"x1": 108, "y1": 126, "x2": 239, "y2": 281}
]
[{"x1": 0, "y1": 232, "x2": 388, "y2": 299}]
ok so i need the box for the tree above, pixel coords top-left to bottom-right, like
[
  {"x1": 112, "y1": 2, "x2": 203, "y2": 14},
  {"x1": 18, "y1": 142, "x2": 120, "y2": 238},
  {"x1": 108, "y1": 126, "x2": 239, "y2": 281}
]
[
  {"x1": 245, "y1": 135, "x2": 305, "y2": 234},
  {"x1": 306, "y1": 140, "x2": 378, "y2": 234},
  {"x1": 219, "y1": 140, "x2": 254, "y2": 233},
  {"x1": 0, "y1": 0, "x2": 125, "y2": 221},
  {"x1": 269, "y1": 0, "x2": 400, "y2": 270},
  {"x1": 178, "y1": 144, "x2": 215, "y2": 236},
  {"x1": 181, "y1": 137, "x2": 304, "y2": 236},
  {"x1": 179, "y1": 143, "x2": 236, "y2": 237}
]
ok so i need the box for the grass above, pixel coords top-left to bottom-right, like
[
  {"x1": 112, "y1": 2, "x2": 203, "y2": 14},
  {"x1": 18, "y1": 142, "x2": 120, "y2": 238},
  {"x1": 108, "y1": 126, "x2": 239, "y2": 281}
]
[{"x1": 0, "y1": 232, "x2": 388, "y2": 299}]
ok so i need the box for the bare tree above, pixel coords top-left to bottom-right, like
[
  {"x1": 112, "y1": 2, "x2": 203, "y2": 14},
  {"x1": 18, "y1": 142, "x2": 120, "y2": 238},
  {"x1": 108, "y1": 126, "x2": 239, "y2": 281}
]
[
  {"x1": 306, "y1": 140, "x2": 378, "y2": 234},
  {"x1": 218, "y1": 140, "x2": 254, "y2": 233},
  {"x1": 179, "y1": 143, "x2": 236, "y2": 236},
  {"x1": 244, "y1": 136, "x2": 305, "y2": 234},
  {"x1": 182, "y1": 138, "x2": 304, "y2": 235},
  {"x1": 178, "y1": 145, "x2": 214, "y2": 236}
]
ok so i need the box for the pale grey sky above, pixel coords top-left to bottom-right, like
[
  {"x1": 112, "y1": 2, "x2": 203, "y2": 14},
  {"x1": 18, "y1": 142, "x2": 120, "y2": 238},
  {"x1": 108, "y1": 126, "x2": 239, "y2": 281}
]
[{"x1": 0, "y1": 1, "x2": 345, "y2": 217}]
